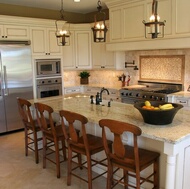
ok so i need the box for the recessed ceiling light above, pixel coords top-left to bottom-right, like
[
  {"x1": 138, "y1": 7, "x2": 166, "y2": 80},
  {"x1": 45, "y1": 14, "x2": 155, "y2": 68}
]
[{"x1": 74, "y1": 0, "x2": 80, "y2": 2}]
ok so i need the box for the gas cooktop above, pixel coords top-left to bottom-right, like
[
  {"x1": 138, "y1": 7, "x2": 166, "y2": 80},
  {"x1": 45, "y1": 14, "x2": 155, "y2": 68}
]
[{"x1": 120, "y1": 81, "x2": 183, "y2": 104}]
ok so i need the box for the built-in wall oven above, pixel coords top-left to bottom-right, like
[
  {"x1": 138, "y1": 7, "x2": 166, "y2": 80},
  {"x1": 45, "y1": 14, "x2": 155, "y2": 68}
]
[
  {"x1": 37, "y1": 78, "x2": 62, "y2": 98},
  {"x1": 35, "y1": 58, "x2": 62, "y2": 98}
]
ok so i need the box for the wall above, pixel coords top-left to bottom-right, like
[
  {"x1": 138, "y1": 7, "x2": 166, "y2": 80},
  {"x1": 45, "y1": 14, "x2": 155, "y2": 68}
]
[
  {"x1": 63, "y1": 70, "x2": 126, "y2": 88},
  {"x1": 63, "y1": 49, "x2": 190, "y2": 91},
  {"x1": 125, "y1": 49, "x2": 190, "y2": 91},
  {"x1": 0, "y1": 3, "x2": 109, "y2": 23}
]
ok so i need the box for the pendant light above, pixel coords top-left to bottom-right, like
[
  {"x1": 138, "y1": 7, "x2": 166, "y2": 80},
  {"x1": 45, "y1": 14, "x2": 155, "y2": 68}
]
[
  {"x1": 143, "y1": 0, "x2": 166, "y2": 39},
  {"x1": 91, "y1": 0, "x2": 108, "y2": 43},
  {"x1": 55, "y1": 0, "x2": 70, "y2": 46}
]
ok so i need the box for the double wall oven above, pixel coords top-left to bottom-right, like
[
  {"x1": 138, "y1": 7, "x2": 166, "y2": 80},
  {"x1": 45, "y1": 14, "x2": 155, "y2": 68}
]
[
  {"x1": 120, "y1": 81, "x2": 183, "y2": 104},
  {"x1": 35, "y1": 59, "x2": 62, "y2": 98}
]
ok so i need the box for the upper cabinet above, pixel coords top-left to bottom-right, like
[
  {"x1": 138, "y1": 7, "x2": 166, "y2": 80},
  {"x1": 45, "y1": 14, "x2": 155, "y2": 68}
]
[
  {"x1": 109, "y1": 1, "x2": 145, "y2": 42},
  {"x1": 92, "y1": 23, "x2": 115, "y2": 69},
  {"x1": 0, "y1": 24, "x2": 29, "y2": 40},
  {"x1": 175, "y1": 0, "x2": 190, "y2": 36},
  {"x1": 75, "y1": 30, "x2": 92, "y2": 69},
  {"x1": 30, "y1": 27, "x2": 62, "y2": 56},
  {"x1": 108, "y1": 0, "x2": 172, "y2": 42},
  {"x1": 92, "y1": 42, "x2": 115, "y2": 69},
  {"x1": 105, "y1": 0, "x2": 190, "y2": 50},
  {"x1": 62, "y1": 24, "x2": 92, "y2": 70}
]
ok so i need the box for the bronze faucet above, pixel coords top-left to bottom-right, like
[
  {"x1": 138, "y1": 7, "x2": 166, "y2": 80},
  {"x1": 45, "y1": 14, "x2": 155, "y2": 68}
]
[{"x1": 99, "y1": 87, "x2": 109, "y2": 102}]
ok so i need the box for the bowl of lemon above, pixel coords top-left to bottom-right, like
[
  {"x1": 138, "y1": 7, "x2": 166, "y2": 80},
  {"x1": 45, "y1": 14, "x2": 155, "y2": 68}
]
[{"x1": 134, "y1": 101, "x2": 183, "y2": 125}]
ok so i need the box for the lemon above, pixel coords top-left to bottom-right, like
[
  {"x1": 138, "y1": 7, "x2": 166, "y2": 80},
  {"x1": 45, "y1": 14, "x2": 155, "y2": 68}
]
[{"x1": 145, "y1": 101, "x2": 151, "y2": 107}]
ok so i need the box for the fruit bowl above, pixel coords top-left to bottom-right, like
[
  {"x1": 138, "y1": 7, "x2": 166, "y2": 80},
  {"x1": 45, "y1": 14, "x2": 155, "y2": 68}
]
[{"x1": 134, "y1": 101, "x2": 183, "y2": 125}]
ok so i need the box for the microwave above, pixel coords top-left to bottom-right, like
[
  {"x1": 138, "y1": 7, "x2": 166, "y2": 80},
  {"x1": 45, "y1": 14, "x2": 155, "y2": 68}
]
[{"x1": 36, "y1": 59, "x2": 61, "y2": 77}]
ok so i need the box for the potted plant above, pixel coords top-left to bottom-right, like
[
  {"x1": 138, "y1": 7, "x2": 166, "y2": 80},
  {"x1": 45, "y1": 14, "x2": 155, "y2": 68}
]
[{"x1": 79, "y1": 71, "x2": 90, "y2": 84}]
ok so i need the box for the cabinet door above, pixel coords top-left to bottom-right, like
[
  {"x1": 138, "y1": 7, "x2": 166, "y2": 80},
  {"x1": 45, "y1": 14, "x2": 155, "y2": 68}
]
[
  {"x1": 30, "y1": 27, "x2": 47, "y2": 55},
  {"x1": 4, "y1": 25, "x2": 29, "y2": 39},
  {"x1": 175, "y1": 0, "x2": 190, "y2": 35},
  {"x1": 109, "y1": 7, "x2": 123, "y2": 42},
  {"x1": 47, "y1": 28, "x2": 62, "y2": 55},
  {"x1": 146, "y1": 0, "x2": 172, "y2": 36},
  {"x1": 62, "y1": 31, "x2": 76, "y2": 69},
  {"x1": 0, "y1": 25, "x2": 4, "y2": 39},
  {"x1": 123, "y1": 2, "x2": 145, "y2": 40},
  {"x1": 92, "y1": 42, "x2": 115, "y2": 69},
  {"x1": 92, "y1": 42, "x2": 104, "y2": 68},
  {"x1": 75, "y1": 31, "x2": 92, "y2": 69}
]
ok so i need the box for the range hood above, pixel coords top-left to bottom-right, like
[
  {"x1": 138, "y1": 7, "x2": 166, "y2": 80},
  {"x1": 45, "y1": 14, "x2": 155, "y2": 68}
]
[{"x1": 0, "y1": 40, "x2": 31, "y2": 45}]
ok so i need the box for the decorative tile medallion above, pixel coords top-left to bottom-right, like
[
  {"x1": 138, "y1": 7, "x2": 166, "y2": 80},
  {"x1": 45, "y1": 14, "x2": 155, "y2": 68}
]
[{"x1": 140, "y1": 55, "x2": 185, "y2": 83}]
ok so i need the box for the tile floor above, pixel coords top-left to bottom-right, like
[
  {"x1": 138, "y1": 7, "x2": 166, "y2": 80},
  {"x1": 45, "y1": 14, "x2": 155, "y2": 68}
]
[{"x1": 0, "y1": 131, "x2": 123, "y2": 189}]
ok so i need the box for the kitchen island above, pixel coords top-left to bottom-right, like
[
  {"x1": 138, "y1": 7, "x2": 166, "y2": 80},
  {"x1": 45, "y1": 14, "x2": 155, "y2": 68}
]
[{"x1": 30, "y1": 94, "x2": 190, "y2": 189}]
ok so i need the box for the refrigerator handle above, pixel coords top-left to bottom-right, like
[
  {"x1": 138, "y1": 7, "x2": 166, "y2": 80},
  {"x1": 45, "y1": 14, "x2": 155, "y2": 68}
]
[{"x1": 3, "y1": 65, "x2": 8, "y2": 96}]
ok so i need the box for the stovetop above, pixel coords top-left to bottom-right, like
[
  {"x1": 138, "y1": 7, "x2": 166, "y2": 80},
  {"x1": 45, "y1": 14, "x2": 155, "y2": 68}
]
[{"x1": 120, "y1": 81, "x2": 183, "y2": 103}]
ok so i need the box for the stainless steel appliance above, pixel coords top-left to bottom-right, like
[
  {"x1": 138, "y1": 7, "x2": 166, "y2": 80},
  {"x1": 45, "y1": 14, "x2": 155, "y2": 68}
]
[
  {"x1": 120, "y1": 81, "x2": 182, "y2": 104},
  {"x1": 37, "y1": 78, "x2": 62, "y2": 98},
  {"x1": 36, "y1": 59, "x2": 61, "y2": 77},
  {"x1": 0, "y1": 42, "x2": 33, "y2": 133}
]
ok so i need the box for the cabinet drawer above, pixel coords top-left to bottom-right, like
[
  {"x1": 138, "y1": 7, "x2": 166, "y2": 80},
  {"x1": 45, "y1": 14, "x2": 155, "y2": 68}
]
[
  {"x1": 175, "y1": 98, "x2": 190, "y2": 106},
  {"x1": 64, "y1": 87, "x2": 81, "y2": 94}
]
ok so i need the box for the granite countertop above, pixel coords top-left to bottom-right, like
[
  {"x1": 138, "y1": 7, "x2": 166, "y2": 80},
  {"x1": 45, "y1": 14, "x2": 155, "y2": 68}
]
[
  {"x1": 30, "y1": 94, "x2": 190, "y2": 145},
  {"x1": 64, "y1": 84, "x2": 122, "y2": 90}
]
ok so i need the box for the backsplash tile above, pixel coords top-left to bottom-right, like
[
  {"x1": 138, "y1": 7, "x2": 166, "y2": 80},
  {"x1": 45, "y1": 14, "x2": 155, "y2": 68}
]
[
  {"x1": 139, "y1": 55, "x2": 184, "y2": 83},
  {"x1": 63, "y1": 48, "x2": 190, "y2": 91}
]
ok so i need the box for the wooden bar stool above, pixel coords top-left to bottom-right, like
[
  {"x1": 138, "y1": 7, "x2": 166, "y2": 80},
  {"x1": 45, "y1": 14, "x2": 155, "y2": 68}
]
[
  {"x1": 34, "y1": 102, "x2": 67, "y2": 178},
  {"x1": 17, "y1": 97, "x2": 42, "y2": 164},
  {"x1": 99, "y1": 119, "x2": 160, "y2": 189},
  {"x1": 59, "y1": 110, "x2": 112, "y2": 189}
]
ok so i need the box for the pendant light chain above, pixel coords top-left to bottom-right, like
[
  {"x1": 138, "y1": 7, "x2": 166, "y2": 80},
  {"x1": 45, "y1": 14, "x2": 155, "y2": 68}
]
[{"x1": 60, "y1": 0, "x2": 64, "y2": 20}]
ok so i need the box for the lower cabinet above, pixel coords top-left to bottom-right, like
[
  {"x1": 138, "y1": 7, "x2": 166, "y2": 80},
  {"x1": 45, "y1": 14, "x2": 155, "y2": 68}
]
[
  {"x1": 64, "y1": 86, "x2": 81, "y2": 95},
  {"x1": 83, "y1": 86, "x2": 120, "y2": 102},
  {"x1": 183, "y1": 145, "x2": 190, "y2": 188},
  {"x1": 168, "y1": 94, "x2": 190, "y2": 109}
]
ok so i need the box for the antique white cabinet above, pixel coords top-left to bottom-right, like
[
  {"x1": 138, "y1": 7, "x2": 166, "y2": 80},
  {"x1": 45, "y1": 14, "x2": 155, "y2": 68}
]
[
  {"x1": 174, "y1": 0, "x2": 190, "y2": 36},
  {"x1": 64, "y1": 86, "x2": 81, "y2": 94},
  {"x1": 30, "y1": 27, "x2": 62, "y2": 56},
  {"x1": 108, "y1": 0, "x2": 172, "y2": 43},
  {"x1": 83, "y1": 86, "x2": 120, "y2": 102},
  {"x1": 74, "y1": 30, "x2": 92, "y2": 69},
  {"x1": 62, "y1": 25, "x2": 92, "y2": 70},
  {"x1": 105, "y1": 0, "x2": 190, "y2": 51},
  {"x1": 0, "y1": 24, "x2": 29, "y2": 40},
  {"x1": 92, "y1": 42, "x2": 115, "y2": 69}
]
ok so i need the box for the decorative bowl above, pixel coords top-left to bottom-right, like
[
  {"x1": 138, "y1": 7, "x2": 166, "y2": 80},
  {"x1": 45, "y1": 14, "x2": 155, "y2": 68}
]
[{"x1": 134, "y1": 101, "x2": 183, "y2": 125}]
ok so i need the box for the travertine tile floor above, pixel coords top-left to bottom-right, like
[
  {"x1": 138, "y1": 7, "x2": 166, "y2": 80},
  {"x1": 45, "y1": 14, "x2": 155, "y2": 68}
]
[{"x1": 0, "y1": 131, "x2": 123, "y2": 189}]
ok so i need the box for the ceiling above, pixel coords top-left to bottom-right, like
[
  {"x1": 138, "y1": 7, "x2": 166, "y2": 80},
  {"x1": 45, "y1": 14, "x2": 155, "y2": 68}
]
[{"x1": 0, "y1": 0, "x2": 108, "y2": 14}]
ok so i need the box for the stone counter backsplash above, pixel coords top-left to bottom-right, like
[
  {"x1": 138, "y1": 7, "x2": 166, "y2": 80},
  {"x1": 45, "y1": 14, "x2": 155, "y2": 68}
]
[
  {"x1": 63, "y1": 48, "x2": 190, "y2": 91},
  {"x1": 63, "y1": 70, "x2": 138, "y2": 88}
]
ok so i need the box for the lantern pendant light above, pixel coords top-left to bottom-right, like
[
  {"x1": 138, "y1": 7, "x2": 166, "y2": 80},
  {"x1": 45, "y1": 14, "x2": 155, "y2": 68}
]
[
  {"x1": 91, "y1": 0, "x2": 108, "y2": 42},
  {"x1": 55, "y1": 0, "x2": 70, "y2": 46},
  {"x1": 143, "y1": 0, "x2": 166, "y2": 39}
]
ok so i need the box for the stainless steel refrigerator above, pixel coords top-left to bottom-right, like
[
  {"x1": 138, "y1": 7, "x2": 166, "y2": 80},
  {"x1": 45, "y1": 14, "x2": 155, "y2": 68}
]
[{"x1": 0, "y1": 42, "x2": 33, "y2": 133}]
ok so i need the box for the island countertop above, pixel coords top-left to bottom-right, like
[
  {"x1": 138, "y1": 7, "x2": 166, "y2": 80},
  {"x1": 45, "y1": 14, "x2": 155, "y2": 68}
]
[{"x1": 29, "y1": 94, "x2": 190, "y2": 144}]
